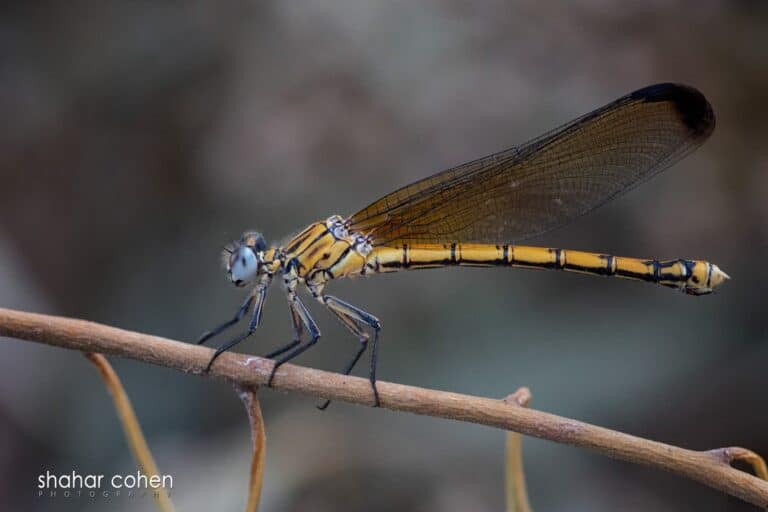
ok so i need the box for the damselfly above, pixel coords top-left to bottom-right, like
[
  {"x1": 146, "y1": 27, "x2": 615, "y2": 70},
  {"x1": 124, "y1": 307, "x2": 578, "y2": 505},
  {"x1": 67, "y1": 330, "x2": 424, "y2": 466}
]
[{"x1": 198, "y1": 83, "x2": 727, "y2": 408}]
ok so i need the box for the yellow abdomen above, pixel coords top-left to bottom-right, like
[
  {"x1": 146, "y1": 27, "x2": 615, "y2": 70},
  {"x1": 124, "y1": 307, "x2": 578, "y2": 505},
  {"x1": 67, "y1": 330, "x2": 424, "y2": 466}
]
[{"x1": 365, "y1": 243, "x2": 729, "y2": 295}]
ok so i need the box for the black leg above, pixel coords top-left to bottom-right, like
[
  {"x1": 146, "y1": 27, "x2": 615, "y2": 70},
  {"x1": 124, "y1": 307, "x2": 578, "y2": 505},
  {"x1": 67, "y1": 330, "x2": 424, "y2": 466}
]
[
  {"x1": 316, "y1": 334, "x2": 368, "y2": 411},
  {"x1": 203, "y1": 285, "x2": 267, "y2": 372},
  {"x1": 205, "y1": 327, "x2": 253, "y2": 372},
  {"x1": 267, "y1": 295, "x2": 320, "y2": 386},
  {"x1": 197, "y1": 294, "x2": 255, "y2": 345},
  {"x1": 264, "y1": 340, "x2": 301, "y2": 359},
  {"x1": 318, "y1": 295, "x2": 381, "y2": 409},
  {"x1": 264, "y1": 304, "x2": 304, "y2": 359},
  {"x1": 316, "y1": 305, "x2": 369, "y2": 410},
  {"x1": 267, "y1": 331, "x2": 320, "y2": 386},
  {"x1": 369, "y1": 326, "x2": 380, "y2": 407}
]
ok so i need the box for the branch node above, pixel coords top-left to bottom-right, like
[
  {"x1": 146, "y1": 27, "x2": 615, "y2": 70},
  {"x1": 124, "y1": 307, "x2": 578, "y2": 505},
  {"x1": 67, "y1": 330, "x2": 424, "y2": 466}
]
[
  {"x1": 505, "y1": 386, "x2": 533, "y2": 512},
  {"x1": 709, "y1": 447, "x2": 768, "y2": 481},
  {"x1": 504, "y1": 387, "x2": 532, "y2": 408}
]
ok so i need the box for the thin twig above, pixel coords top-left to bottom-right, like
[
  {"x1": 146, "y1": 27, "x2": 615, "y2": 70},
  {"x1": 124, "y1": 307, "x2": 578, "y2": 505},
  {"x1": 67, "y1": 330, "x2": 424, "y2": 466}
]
[
  {"x1": 1, "y1": 307, "x2": 766, "y2": 508},
  {"x1": 504, "y1": 387, "x2": 533, "y2": 512},
  {"x1": 85, "y1": 353, "x2": 175, "y2": 512},
  {"x1": 236, "y1": 385, "x2": 266, "y2": 512}
]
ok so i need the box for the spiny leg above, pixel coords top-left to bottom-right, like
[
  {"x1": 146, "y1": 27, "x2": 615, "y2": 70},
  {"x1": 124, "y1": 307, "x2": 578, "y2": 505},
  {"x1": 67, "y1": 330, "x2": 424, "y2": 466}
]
[
  {"x1": 267, "y1": 294, "x2": 321, "y2": 386},
  {"x1": 197, "y1": 294, "x2": 255, "y2": 345},
  {"x1": 320, "y1": 295, "x2": 381, "y2": 409},
  {"x1": 204, "y1": 284, "x2": 268, "y2": 372}
]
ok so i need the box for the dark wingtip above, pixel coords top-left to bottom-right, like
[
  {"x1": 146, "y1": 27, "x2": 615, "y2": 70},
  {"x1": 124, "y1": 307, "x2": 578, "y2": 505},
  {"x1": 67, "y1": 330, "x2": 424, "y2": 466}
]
[{"x1": 631, "y1": 83, "x2": 715, "y2": 139}]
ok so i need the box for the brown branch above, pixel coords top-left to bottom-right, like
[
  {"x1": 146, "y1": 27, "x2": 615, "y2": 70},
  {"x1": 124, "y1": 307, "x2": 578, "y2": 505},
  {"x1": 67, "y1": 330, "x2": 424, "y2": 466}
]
[
  {"x1": 1, "y1": 306, "x2": 767, "y2": 508},
  {"x1": 504, "y1": 387, "x2": 533, "y2": 512},
  {"x1": 85, "y1": 353, "x2": 175, "y2": 512},
  {"x1": 711, "y1": 447, "x2": 768, "y2": 481},
  {"x1": 235, "y1": 385, "x2": 266, "y2": 512}
]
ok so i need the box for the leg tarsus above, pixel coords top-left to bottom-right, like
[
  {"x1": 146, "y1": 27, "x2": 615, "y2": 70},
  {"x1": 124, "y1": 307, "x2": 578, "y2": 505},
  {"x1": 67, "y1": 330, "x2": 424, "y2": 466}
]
[
  {"x1": 267, "y1": 294, "x2": 320, "y2": 387},
  {"x1": 264, "y1": 339, "x2": 300, "y2": 360},
  {"x1": 321, "y1": 294, "x2": 382, "y2": 408},
  {"x1": 267, "y1": 332, "x2": 320, "y2": 386},
  {"x1": 203, "y1": 286, "x2": 267, "y2": 371},
  {"x1": 369, "y1": 326, "x2": 381, "y2": 407},
  {"x1": 263, "y1": 339, "x2": 300, "y2": 387},
  {"x1": 197, "y1": 294, "x2": 255, "y2": 345},
  {"x1": 316, "y1": 334, "x2": 368, "y2": 411},
  {"x1": 204, "y1": 329, "x2": 254, "y2": 372},
  {"x1": 264, "y1": 302, "x2": 303, "y2": 362}
]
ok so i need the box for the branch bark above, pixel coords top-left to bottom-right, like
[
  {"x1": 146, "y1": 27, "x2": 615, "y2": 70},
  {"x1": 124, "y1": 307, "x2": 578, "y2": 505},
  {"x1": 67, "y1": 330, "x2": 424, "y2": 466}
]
[{"x1": 1, "y1": 307, "x2": 766, "y2": 508}]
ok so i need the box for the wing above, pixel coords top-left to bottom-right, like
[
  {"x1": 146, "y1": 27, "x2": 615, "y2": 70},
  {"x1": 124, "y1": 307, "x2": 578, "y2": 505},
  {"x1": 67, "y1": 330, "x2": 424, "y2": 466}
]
[{"x1": 348, "y1": 83, "x2": 715, "y2": 246}]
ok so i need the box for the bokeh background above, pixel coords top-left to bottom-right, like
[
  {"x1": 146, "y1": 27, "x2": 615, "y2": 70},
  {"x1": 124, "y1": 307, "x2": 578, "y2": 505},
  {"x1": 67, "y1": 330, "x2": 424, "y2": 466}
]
[{"x1": 1, "y1": 1, "x2": 767, "y2": 511}]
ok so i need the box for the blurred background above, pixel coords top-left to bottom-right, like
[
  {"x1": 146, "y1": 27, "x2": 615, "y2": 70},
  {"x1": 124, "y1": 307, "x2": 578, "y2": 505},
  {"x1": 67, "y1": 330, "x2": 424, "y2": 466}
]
[{"x1": 1, "y1": 1, "x2": 766, "y2": 511}]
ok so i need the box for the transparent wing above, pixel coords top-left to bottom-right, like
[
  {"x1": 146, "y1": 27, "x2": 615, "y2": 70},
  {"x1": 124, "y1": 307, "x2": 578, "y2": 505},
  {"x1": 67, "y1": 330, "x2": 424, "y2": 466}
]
[{"x1": 348, "y1": 83, "x2": 715, "y2": 246}]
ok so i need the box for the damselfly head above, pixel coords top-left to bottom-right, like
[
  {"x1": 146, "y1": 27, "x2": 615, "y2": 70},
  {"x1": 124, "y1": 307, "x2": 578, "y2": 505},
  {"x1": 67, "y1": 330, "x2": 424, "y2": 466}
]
[{"x1": 223, "y1": 231, "x2": 267, "y2": 287}]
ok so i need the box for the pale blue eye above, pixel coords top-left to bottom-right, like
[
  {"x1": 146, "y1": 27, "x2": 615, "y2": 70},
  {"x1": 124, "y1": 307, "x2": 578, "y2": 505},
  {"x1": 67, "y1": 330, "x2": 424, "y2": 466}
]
[{"x1": 230, "y1": 247, "x2": 259, "y2": 283}]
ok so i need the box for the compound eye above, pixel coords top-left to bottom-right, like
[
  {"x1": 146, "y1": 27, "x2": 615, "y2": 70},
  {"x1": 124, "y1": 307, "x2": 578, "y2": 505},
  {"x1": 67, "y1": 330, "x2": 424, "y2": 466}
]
[{"x1": 229, "y1": 246, "x2": 259, "y2": 285}]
